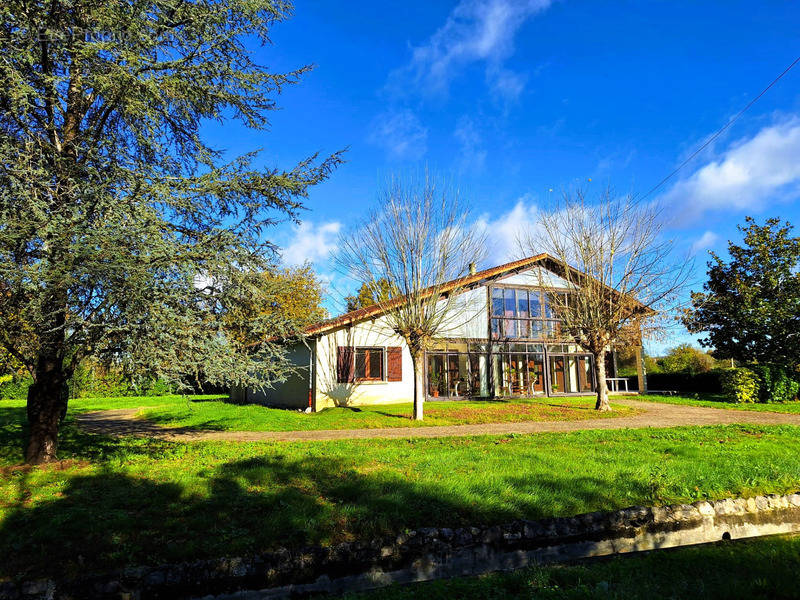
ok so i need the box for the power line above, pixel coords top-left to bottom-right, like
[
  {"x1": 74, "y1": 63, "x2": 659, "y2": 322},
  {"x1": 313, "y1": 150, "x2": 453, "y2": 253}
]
[{"x1": 641, "y1": 54, "x2": 800, "y2": 201}]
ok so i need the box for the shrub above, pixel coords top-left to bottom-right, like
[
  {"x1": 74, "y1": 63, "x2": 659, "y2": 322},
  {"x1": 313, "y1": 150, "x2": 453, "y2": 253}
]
[
  {"x1": 720, "y1": 367, "x2": 760, "y2": 403},
  {"x1": 0, "y1": 375, "x2": 32, "y2": 400},
  {"x1": 749, "y1": 363, "x2": 800, "y2": 403}
]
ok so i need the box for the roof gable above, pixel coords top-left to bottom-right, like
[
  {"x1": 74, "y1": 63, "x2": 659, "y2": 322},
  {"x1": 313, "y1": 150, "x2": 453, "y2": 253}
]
[
  {"x1": 305, "y1": 254, "x2": 650, "y2": 336},
  {"x1": 306, "y1": 254, "x2": 550, "y2": 336}
]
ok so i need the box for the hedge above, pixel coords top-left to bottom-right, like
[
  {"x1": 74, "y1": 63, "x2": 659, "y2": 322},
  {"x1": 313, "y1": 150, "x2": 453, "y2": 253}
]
[
  {"x1": 645, "y1": 371, "x2": 723, "y2": 393},
  {"x1": 749, "y1": 363, "x2": 800, "y2": 404}
]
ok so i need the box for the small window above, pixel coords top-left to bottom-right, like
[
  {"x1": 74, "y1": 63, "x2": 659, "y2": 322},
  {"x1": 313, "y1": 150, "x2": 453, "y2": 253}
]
[{"x1": 355, "y1": 347, "x2": 384, "y2": 381}]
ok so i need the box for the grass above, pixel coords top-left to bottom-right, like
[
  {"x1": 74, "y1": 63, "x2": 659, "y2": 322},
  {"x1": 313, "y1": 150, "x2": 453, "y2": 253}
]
[
  {"x1": 132, "y1": 396, "x2": 638, "y2": 432},
  {"x1": 634, "y1": 393, "x2": 800, "y2": 414},
  {"x1": 340, "y1": 534, "x2": 800, "y2": 599},
  {"x1": 2, "y1": 395, "x2": 800, "y2": 581}
]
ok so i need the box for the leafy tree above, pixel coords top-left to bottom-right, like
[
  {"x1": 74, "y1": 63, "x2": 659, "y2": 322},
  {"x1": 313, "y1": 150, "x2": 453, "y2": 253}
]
[
  {"x1": 224, "y1": 263, "x2": 327, "y2": 347},
  {"x1": 0, "y1": 0, "x2": 342, "y2": 463},
  {"x1": 344, "y1": 278, "x2": 396, "y2": 312},
  {"x1": 683, "y1": 218, "x2": 800, "y2": 367},
  {"x1": 658, "y1": 344, "x2": 715, "y2": 375}
]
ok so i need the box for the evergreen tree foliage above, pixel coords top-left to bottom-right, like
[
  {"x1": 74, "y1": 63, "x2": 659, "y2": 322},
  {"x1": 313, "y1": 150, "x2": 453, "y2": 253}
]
[{"x1": 0, "y1": 0, "x2": 342, "y2": 462}]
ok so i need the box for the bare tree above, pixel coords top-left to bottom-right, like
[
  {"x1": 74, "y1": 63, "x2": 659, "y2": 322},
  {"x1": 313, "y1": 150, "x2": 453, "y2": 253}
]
[
  {"x1": 336, "y1": 175, "x2": 485, "y2": 420},
  {"x1": 522, "y1": 188, "x2": 689, "y2": 411}
]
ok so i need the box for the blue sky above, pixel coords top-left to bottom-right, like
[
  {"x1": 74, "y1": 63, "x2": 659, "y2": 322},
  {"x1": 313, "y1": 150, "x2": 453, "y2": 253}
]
[{"x1": 204, "y1": 0, "x2": 800, "y2": 352}]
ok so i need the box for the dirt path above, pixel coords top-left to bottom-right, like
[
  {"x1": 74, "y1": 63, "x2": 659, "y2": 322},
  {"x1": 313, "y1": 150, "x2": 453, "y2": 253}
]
[{"x1": 74, "y1": 399, "x2": 800, "y2": 443}]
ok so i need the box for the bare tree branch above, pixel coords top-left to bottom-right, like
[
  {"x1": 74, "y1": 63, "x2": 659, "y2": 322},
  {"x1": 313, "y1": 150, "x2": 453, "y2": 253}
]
[
  {"x1": 521, "y1": 187, "x2": 691, "y2": 410},
  {"x1": 335, "y1": 174, "x2": 485, "y2": 420}
]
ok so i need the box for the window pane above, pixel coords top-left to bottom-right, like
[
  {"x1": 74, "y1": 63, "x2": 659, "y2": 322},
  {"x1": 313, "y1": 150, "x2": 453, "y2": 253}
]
[
  {"x1": 543, "y1": 321, "x2": 558, "y2": 339},
  {"x1": 428, "y1": 354, "x2": 445, "y2": 395},
  {"x1": 491, "y1": 288, "x2": 504, "y2": 316},
  {"x1": 368, "y1": 349, "x2": 383, "y2": 379},
  {"x1": 565, "y1": 357, "x2": 579, "y2": 393},
  {"x1": 543, "y1": 294, "x2": 554, "y2": 318},
  {"x1": 517, "y1": 290, "x2": 529, "y2": 318},
  {"x1": 355, "y1": 350, "x2": 367, "y2": 379},
  {"x1": 491, "y1": 318, "x2": 501, "y2": 339},
  {"x1": 504, "y1": 288, "x2": 516, "y2": 317},
  {"x1": 504, "y1": 317, "x2": 517, "y2": 338},
  {"x1": 530, "y1": 321, "x2": 543, "y2": 339},
  {"x1": 529, "y1": 291, "x2": 542, "y2": 317},
  {"x1": 516, "y1": 318, "x2": 529, "y2": 338}
]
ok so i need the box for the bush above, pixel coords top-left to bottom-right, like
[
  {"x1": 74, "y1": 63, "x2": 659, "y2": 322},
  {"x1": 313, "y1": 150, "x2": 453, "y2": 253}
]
[
  {"x1": 0, "y1": 375, "x2": 32, "y2": 400},
  {"x1": 749, "y1": 363, "x2": 800, "y2": 403},
  {"x1": 720, "y1": 367, "x2": 760, "y2": 403}
]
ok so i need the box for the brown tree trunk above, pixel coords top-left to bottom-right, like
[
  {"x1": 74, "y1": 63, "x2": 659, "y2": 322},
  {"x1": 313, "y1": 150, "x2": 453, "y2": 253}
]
[
  {"x1": 594, "y1": 352, "x2": 611, "y2": 411},
  {"x1": 25, "y1": 354, "x2": 69, "y2": 464},
  {"x1": 411, "y1": 350, "x2": 424, "y2": 421}
]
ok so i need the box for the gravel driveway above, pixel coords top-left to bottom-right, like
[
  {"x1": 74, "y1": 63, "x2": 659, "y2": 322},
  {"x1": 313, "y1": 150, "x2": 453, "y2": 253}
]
[{"x1": 75, "y1": 398, "x2": 800, "y2": 443}]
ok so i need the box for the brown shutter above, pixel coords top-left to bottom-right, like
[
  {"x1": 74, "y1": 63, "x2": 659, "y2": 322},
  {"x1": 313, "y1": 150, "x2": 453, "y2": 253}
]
[
  {"x1": 387, "y1": 347, "x2": 403, "y2": 382},
  {"x1": 337, "y1": 347, "x2": 354, "y2": 383}
]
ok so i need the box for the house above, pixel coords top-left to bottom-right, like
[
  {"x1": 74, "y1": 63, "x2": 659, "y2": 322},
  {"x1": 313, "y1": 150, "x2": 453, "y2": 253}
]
[{"x1": 231, "y1": 255, "x2": 647, "y2": 410}]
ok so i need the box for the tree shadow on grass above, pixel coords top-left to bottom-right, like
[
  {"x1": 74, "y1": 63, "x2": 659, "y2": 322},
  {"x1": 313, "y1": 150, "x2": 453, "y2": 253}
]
[
  {"x1": 0, "y1": 405, "x2": 181, "y2": 467},
  {"x1": 0, "y1": 438, "x2": 656, "y2": 584}
]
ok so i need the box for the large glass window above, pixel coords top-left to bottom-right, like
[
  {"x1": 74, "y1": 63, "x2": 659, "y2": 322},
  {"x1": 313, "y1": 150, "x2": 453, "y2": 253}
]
[
  {"x1": 492, "y1": 343, "x2": 546, "y2": 397},
  {"x1": 547, "y1": 347, "x2": 596, "y2": 394},
  {"x1": 427, "y1": 342, "x2": 490, "y2": 398},
  {"x1": 490, "y1": 286, "x2": 562, "y2": 340}
]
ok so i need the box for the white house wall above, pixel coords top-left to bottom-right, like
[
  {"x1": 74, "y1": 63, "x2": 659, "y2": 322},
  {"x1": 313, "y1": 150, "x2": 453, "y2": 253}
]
[
  {"x1": 499, "y1": 266, "x2": 574, "y2": 289},
  {"x1": 436, "y1": 286, "x2": 489, "y2": 339},
  {"x1": 314, "y1": 315, "x2": 414, "y2": 409}
]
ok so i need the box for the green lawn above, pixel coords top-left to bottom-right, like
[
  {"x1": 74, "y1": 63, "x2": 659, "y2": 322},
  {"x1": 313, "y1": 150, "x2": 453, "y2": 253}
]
[
  {"x1": 340, "y1": 534, "x2": 800, "y2": 600},
  {"x1": 633, "y1": 393, "x2": 800, "y2": 414},
  {"x1": 2, "y1": 397, "x2": 800, "y2": 581},
  {"x1": 130, "y1": 395, "x2": 637, "y2": 431}
]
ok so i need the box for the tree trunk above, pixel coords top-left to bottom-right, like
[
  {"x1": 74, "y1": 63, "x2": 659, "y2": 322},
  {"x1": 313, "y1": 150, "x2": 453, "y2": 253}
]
[
  {"x1": 411, "y1": 350, "x2": 424, "y2": 421},
  {"x1": 25, "y1": 354, "x2": 70, "y2": 464},
  {"x1": 594, "y1": 352, "x2": 611, "y2": 411}
]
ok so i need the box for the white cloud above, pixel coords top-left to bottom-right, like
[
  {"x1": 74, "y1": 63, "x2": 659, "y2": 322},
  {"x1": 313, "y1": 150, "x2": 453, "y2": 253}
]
[
  {"x1": 690, "y1": 230, "x2": 719, "y2": 255},
  {"x1": 454, "y1": 116, "x2": 487, "y2": 171},
  {"x1": 486, "y1": 66, "x2": 528, "y2": 104},
  {"x1": 368, "y1": 109, "x2": 428, "y2": 160},
  {"x1": 389, "y1": 0, "x2": 553, "y2": 100},
  {"x1": 660, "y1": 117, "x2": 800, "y2": 220},
  {"x1": 473, "y1": 196, "x2": 540, "y2": 265},
  {"x1": 280, "y1": 220, "x2": 342, "y2": 267}
]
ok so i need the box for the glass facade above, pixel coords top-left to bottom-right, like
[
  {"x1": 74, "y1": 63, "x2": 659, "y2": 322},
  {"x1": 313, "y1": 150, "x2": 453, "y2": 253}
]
[
  {"x1": 426, "y1": 342, "x2": 489, "y2": 398},
  {"x1": 425, "y1": 286, "x2": 597, "y2": 399},
  {"x1": 490, "y1": 287, "x2": 562, "y2": 340},
  {"x1": 426, "y1": 342, "x2": 596, "y2": 399}
]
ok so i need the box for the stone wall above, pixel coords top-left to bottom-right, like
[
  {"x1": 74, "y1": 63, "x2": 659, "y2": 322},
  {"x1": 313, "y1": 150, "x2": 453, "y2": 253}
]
[{"x1": 2, "y1": 493, "x2": 800, "y2": 600}]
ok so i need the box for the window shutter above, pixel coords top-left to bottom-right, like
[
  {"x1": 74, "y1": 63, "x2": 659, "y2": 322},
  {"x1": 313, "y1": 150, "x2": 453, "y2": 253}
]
[
  {"x1": 387, "y1": 347, "x2": 402, "y2": 382},
  {"x1": 337, "y1": 347, "x2": 354, "y2": 383}
]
